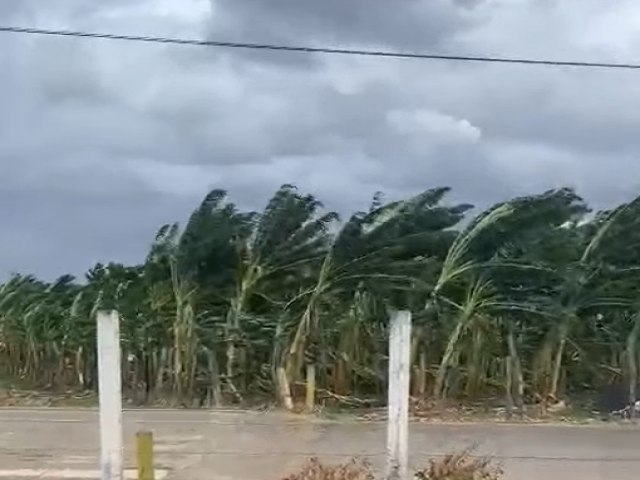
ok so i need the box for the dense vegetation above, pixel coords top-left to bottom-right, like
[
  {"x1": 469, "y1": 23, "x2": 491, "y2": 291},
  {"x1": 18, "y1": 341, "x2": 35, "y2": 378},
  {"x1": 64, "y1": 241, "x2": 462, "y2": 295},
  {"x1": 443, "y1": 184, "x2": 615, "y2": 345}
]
[{"x1": 1, "y1": 184, "x2": 640, "y2": 414}]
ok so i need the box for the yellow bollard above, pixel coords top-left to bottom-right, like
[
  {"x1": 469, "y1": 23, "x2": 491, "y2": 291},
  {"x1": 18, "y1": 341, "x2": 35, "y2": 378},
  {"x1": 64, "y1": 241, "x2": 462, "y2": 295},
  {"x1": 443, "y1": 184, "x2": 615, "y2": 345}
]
[{"x1": 136, "y1": 430, "x2": 155, "y2": 480}]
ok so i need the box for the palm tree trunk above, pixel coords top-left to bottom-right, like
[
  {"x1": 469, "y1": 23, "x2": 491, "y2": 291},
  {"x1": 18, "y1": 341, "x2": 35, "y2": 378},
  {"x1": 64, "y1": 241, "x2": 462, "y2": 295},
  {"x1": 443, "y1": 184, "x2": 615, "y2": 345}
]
[
  {"x1": 207, "y1": 348, "x2": 223, "y2": 407},
  {"x1": 550, "y1": 319, "x2": 570, "y2": 400},
  {"x1": 277, "y1": 366, "x2": 293, "y2": 410},
  {"x1": 226, "y1": 287, "x2": 249, "y2": 403},
  {"x1": 411, "y1": 328, "x2": 427, "y2": 398},
  {"x1": 434, "y1": 319, "x2": 466, "y2": 400},
  {"x1": 507, "y1": 324, "x2": 525, "y2": 417},
  {"x1": 225, "y1": 340, "x2": 240, "y2": 400},
  {"x1": 284, "y1": 302, "x2": 317, "y2": 393},
  {"x1": 533, "y1": 332, "x2": 554, "y2": 400},
  {"x1": 465, "y1": 323, "x2": 484, "y2": 397},
  {"x1": 333, "y1": 357, "x2": 349, "y2": 396},
  {"x1": 626, "y1": 315, "x2": 640, "y2": 416},
  {"x1": 305, "y1": 363, "x2": 316, "y2": 412},
  {"x1": 410, "y1": 327, "x2": 422, "y2": 397},
  {"x1": 270, "y1": 317, "x2": 286, "y2": 404},
  {"x1": 505, "y1": 356, "x2": 514, "y2": 420},
  {"x1": 410, "y1": 327, "x2": 421, "y2": 365},
  {"x1": 332, "y1": 319, "x2": 357, "y2": 396},
  {"x1": 445, "y1": 351, "x2": 462, "y2": 398},
  {"x1": 75, "y1": 347, "x2": 85, "y2": 388},
  {"x1": 418, "y1": 350, "x2": 427, "y2": 397},
  {"x1": 155, "y1": 348, "x2": 167, "y2": 396},
  {"x1": 173, "y1": 301, "x2": 184, "y2": 400}
]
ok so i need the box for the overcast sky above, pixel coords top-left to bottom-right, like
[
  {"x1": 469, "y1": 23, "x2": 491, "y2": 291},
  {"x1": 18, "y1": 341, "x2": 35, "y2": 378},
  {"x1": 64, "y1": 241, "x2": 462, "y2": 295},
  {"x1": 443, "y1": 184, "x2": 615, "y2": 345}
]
[{"x1": 2, "y1": 0, "x2": 640, "y2": 279}]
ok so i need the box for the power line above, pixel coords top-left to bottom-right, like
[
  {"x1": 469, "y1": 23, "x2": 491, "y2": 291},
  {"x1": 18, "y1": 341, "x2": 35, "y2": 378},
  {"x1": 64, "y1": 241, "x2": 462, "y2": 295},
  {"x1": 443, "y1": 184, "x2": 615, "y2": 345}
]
[{"x1": 1, "y1": 25, "x2": 640, "y2": 71}]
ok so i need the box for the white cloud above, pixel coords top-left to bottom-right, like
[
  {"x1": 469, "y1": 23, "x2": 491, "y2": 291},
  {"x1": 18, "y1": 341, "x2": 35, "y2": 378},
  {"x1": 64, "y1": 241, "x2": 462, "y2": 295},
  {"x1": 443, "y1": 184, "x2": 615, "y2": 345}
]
[{"x1": 386, "y1": 109, "x2": 482, "y2": 144}]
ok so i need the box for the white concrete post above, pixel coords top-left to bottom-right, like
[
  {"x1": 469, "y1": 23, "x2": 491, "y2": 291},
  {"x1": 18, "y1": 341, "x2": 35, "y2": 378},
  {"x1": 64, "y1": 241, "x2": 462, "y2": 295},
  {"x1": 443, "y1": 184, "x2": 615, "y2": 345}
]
[
  {"x1": 386, "y1": 310, "x2": 412, "y2": 480},
  {"x1": 97, "y1": 310, "x2": 123, "y2": 480}
]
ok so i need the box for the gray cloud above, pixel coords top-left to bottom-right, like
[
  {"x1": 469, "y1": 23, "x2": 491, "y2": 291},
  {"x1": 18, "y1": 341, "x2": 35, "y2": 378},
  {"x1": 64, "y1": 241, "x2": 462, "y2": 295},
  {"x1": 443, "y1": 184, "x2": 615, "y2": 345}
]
[
  {"x1": 205, "y1": 0, "x2": 485, "y2": 68},
  {"x1": 210, "y1": 0, "x2": 483, "y2": 49},
  {"x1": 1, "y1": 0, "x2": 640, "y2": 279}
]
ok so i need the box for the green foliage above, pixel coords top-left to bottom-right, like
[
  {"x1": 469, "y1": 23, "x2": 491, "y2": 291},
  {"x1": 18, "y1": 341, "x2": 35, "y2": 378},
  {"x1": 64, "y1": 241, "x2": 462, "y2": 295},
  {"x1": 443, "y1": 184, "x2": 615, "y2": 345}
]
[{"x1": 2, "y1": 183, "x2": 640, "y2": 409}]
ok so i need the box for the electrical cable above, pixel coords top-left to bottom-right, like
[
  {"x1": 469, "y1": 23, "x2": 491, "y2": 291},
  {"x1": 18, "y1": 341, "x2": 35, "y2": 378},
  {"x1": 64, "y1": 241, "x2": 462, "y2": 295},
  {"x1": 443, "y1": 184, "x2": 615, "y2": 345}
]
[{"x1": 1, "y1": 25, "x2": 640, "y2": 71}]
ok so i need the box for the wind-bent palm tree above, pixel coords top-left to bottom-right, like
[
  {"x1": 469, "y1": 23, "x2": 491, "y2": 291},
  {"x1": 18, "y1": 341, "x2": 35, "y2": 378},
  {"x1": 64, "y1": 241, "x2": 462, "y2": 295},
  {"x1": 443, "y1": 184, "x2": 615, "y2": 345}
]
[{"x1": 3, "y1": 183, "x2": 640, "y2": 411}]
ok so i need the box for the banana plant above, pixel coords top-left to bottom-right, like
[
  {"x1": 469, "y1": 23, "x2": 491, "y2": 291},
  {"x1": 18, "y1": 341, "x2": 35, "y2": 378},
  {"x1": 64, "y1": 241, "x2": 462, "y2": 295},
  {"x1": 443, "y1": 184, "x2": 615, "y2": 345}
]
[{"x1": 281, "y1": 187, "x2": 471, "y2": 408}]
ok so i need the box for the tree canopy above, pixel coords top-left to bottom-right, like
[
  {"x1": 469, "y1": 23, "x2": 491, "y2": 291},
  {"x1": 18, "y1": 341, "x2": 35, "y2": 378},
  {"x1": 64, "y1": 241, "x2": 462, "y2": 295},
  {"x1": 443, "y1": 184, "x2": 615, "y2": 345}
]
[{"x1": 2, "y1": 184, "x2": 640, "y2": 414}]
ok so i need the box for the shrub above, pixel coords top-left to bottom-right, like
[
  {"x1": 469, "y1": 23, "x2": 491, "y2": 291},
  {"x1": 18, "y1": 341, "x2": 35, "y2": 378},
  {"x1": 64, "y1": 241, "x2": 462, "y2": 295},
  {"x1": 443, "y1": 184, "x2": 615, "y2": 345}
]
[
  {"x1": 282, "y1": 458, "x2": 375, "y2": 480},
  {"x1": 282, "y1": 450, "x2": 503, "y2": 480},
  {"x1": 414, "y1": 449, "x2": 503, "y2": 480}
]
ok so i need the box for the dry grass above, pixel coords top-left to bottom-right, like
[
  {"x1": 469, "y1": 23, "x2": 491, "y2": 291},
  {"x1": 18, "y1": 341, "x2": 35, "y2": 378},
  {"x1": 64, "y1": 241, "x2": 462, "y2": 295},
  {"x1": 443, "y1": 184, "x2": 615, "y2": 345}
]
[
  {"x1": 282, "y1": 458, "x2": 375, "y2": 480},
  {"x1": 282, "y1": 450, "x2": 503, "y2": 480},
  {"x1": 415, "y1": 449, "x2": 503, "y2": 480}
]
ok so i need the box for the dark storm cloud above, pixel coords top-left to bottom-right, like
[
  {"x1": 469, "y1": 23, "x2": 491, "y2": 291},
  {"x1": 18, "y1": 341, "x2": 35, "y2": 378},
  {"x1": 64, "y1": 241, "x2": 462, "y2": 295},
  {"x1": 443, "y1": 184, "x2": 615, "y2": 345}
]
[
  {"x1": 210, "y1": 0, "x2": 482, "y2": 49},
  {"x1": 207, "y1": 0, "x2": 485, "y2": 67},
  {"x1": 2, "y1": 0, "x2": 640, "y2": 278}
]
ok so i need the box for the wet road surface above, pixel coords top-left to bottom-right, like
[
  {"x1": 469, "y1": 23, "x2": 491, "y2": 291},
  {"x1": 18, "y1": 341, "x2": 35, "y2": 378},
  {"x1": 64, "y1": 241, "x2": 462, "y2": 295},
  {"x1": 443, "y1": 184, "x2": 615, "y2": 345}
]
[{"x1": 1, "y1": 408, "x2": 639, "y2": 480}]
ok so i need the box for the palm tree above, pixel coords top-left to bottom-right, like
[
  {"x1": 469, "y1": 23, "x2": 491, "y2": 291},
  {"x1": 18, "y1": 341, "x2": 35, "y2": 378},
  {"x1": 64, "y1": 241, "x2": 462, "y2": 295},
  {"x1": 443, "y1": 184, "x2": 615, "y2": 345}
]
[
  {"x1": 3, "y1": 183, "x2": 640, "y2": 413},
  {"x1": 222, "y1": 184, "x2": 338, "y2": 402},
  {"x1": 281, "y1": 187, "x2": 471, "y2": 408}
]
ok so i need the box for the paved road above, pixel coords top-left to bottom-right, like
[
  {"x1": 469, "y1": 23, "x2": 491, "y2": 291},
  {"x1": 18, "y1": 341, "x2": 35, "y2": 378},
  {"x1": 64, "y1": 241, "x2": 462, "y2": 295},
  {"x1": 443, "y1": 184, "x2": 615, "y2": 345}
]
[{"x1": 1, "y1": 409, "x2": 639, "y2": 480}]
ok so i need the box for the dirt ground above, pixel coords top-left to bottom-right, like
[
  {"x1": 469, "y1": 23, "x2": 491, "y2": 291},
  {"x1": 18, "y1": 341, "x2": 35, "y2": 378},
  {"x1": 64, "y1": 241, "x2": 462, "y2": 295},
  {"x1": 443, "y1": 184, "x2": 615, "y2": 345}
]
[{"x1": 0, "y1": 408, "x2": 639, "y2": 480}]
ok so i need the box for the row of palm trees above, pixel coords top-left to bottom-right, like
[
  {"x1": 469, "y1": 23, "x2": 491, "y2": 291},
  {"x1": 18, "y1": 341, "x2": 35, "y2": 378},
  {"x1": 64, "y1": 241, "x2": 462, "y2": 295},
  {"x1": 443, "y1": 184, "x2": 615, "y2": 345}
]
[{"x1": 1, "y1": 184, "x2": 640, "y2": 412}]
